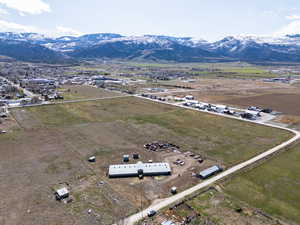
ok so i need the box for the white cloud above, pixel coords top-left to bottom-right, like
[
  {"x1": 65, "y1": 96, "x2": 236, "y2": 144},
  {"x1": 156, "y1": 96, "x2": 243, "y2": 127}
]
[
  {"x1": 18, "y1": 12, "x2": 25, "y2": 17},
  {"x1": 274, "y1": 20, "x2": 300, "y2": 36},
  {"x1": 285, "y1": 15, "x2": 300, "y2": 20},
  {"x1": 0, "y1": 0, "x2": 50, "y2": 15},
  {"x1": 262, "y1": 10, "x2": 278, "y2": 17},
  {"x1": 0, "y1": 19, "x2": 38, "y2": 33},
  {"x1": 0, "y1": 7, "x2": 8, "y2": 16},
  {"x1": 0, "y1": 19, "x2": 83, "y2": 38}
]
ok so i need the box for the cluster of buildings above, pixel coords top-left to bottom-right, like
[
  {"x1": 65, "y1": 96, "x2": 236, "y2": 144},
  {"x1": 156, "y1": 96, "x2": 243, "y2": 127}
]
[
  {"x1": 170, "y1": 95, "x2": 273, "y2": 121},
  {"x1": 141, "y1": 93, "x2": 166, "y2": 101},
  {"x1": 20, "y1": 78, "x2": 57, "y2": 96},
  {"x1": 263, "y1": 77, "x2": 291, "y2": 83},
  {"x1": 0, "y1": 78, "x2": 22, "y2": 100}
]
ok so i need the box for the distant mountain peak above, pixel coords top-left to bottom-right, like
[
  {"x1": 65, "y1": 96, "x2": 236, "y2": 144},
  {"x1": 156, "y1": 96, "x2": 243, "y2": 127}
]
[{"x1": 1, "y1": 31, "x2": 300, "y2": 63}]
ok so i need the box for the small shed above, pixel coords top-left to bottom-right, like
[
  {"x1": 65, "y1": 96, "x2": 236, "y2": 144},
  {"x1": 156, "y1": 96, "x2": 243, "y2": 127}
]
[
  {"x1": 199, "y1": 165, "x2": 222, "y2": 179},
  {"x1": 133, "y1": 153, "x2": 139, "y2": 159},
  {"x1": 55, "y1": 187, "x2": 69, "y2": 200},
  {"x1": 88, "y1": 156, "x2": 96, "y2": 162},
  {"x1": 171, "y1": 186, "x2": 177, "y2": 194},
  {"x1": 123, "y1": 155, "x2": 130, "y2": 162}
]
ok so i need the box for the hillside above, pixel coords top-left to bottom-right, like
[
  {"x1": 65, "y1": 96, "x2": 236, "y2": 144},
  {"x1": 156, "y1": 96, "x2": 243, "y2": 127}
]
[{"x1": 1, "y1": 32, "x2": 300, "y2": 63}]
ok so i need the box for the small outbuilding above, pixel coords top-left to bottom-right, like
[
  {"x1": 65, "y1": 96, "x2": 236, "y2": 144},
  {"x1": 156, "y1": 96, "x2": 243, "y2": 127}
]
[
  {"x1": 199, "y1": 165, "x2": 222, "y2": 179},
  {"x1": 55, "y1": 187, "x2": 69, "y2": 200},
  {"x1": 171, "y1": 186, "x2": 177, "y2": 194},
  {"x1": 88, "y1": 156, "x2": 96, "y2": 162},
  {"x1": 133, "y1": 153, "x2": 139, "y2": 159},
  {"x1": 123, "y1": 155, "x2": 130, "y2": 162}
]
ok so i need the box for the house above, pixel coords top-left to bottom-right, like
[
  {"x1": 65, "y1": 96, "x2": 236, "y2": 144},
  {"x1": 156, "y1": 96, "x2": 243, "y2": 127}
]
[
  {"x1": 55, "y1": 187, "x2": 69, "y2": 200},
  {"x1": 108, "y1": 161, "x2": 171, "y2": 178},
  {"x1": 199, "y1": 165, "x2": 222, "y2": 179}
]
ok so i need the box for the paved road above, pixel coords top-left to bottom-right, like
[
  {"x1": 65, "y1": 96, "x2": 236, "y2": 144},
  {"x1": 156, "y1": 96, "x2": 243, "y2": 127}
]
[{"x1": 122, "y1": 96, "x2": 300, "y2": 225}]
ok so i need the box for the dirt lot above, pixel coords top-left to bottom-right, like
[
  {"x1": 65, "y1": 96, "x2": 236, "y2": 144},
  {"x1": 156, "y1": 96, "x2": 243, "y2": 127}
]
[
  {"x1": 159, "y1": 78, "x2": 293, "y2": 94},
  {"x1": 156, "y1": 79, "x2": 296, "y2": 104},
  {"x1": 223, "y1": 93, "x2": 300, "y2": 116},
  {"x1": 0, "y1": 97, "x2": 292, "y2": 225}
]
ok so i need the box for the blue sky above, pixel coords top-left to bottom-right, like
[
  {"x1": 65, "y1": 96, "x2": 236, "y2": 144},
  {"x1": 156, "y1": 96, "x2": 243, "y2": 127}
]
[{"x1": 0, "y1": 0, "x2": 300, "y2": 40}]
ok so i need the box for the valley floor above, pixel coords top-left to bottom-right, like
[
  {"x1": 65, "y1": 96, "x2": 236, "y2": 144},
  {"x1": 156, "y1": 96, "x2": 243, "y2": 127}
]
[{"x1": 0, "y1": 96, "x2": 291, "y2": 225}]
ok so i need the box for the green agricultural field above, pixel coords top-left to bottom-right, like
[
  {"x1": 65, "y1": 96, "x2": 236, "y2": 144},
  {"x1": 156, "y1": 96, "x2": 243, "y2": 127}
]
[
  {"x1": 128, "y1": 62, "x2": 176, "y2": 68},
  {"x1": 13, "y1": 96, "x2": 292, "y2": 166},
  {"x1": 2, "y1": 96, "x2": 293, "y2": 225},
  {"x1": 223, "y1": 67, "x2": 266, "y2": 74},
  {"x1": 56, "y1": 85, "x2": 123, "y2": 101},
  {"x1": 185, "y1": 68, "x2": 276, "y2": 79},
  {"x1": 130, "y1": 107, "x2": 292, "y2": 166},
  {"x1": 224, "y1": 142, "x2": 300, "y2": 224}
]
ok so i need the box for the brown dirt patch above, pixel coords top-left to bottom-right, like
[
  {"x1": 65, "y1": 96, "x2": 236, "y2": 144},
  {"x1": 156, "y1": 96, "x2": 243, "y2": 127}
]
[{"x1": 223, "y1": 93, "x2": 300, "y2": 116}]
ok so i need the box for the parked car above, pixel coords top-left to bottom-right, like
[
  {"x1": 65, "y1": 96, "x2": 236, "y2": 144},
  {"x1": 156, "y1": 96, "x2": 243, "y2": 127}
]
[
  {"x1": 261, "y1": 108, "x2": 273, "y2": 113},
  {"x1": 147, "y1": 210, "x2": 157, "y2": 217},
  {"x1": 248, "y1": 106, "x2": 261, "y2": 111},
  {"x1": 241, "y1": 113, "x2": 256, "y2": 120}
]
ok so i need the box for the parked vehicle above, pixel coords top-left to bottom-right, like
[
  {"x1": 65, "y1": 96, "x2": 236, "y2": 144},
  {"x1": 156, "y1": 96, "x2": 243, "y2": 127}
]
[
  {"x1": 248, "y1": 106, "x2": 261, "y2": 111},
  {"x1": 261, "y1": 108, "x2": 273, "y2": 113},
  {"x1": 147, "y1": 210, "x2": 157, "y2": 217}
]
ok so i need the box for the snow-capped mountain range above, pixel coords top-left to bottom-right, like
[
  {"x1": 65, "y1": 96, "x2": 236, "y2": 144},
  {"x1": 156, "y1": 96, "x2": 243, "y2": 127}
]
[{"x1": 1, "y1": 32, "x2": 300, "y2": 63}]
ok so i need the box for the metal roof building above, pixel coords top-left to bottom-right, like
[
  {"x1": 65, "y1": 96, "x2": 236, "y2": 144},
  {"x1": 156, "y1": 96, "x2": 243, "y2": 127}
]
[
  {"x1": 199, "y1": 165, "x2": 222, "y2": 179},
  {"x1": 161, "y1": 221, "x2": 175, "y2": 225},
  {"x1": 55, "y1": 187, "x2": 69, "y2": 200},
  {"x1": 108, "y1": 162, "x2": 171, "y2": 178}
]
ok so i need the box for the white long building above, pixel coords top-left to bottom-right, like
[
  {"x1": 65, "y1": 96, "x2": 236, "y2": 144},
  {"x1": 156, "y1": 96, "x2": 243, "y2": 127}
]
[{"x1": 108, "y1": 161, "x2": 171, "y2": 178}]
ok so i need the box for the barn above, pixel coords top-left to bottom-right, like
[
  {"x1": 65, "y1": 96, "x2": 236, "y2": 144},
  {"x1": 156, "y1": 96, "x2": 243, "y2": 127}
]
[{"x1": 108, "y1": 161, "x2": 171, "y2": 178}]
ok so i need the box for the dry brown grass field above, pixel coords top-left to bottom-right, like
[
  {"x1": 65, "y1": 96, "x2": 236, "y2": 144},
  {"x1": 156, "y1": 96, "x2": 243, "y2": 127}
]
[{"x1": 0, "y1": 97, "x2": 292, "y2": 225}]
